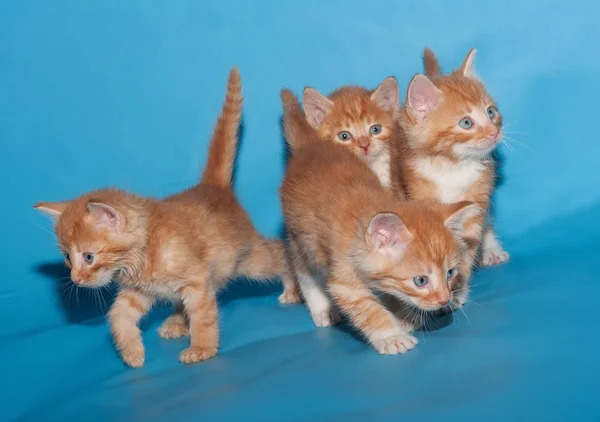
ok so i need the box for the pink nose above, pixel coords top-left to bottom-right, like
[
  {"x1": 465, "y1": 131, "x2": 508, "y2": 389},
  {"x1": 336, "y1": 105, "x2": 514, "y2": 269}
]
[
  {"x1": 488, "y1": 130, "x2": 499, "y2": 141},
  {"x1": 438, "y1": 298, "x2": 450, "y2": 307},
  {"x1": 360, "y1": 145, "x2": 369, "y2": 152}
]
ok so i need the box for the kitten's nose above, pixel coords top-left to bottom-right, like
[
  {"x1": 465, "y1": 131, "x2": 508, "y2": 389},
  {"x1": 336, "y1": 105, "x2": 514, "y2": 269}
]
[
  {"x1": 438, "y1": 298, "x2": 450, "y2": 307},
  {"x1": 358, "y1": 137, "x2": 370, "y2": 152},
  {"x1": 71, "y1": 272, "x2": 81, "y2": 284},
  {"x1": 487, "y1": 130, "x2": 499, "y2": 141}
]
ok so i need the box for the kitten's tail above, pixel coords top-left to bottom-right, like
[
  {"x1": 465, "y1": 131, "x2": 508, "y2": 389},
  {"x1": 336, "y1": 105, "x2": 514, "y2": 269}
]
[
  {"x1": 201, "y1": 67, "x2": 243, "y2": 188},
  {"x1": 280, "y1": 89, "x2": 318, "y2": 154},
  {"x1": 423, "y1": 48, "x2": 441, "y2": 78}
]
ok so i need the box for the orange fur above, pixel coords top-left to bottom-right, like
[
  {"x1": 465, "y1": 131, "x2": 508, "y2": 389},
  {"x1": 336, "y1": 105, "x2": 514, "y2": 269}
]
[
  {"x1": 281, "y1": 138, "x2": 477, "y2": 354},
  {"x1": 395, "y1": 48, "x2": 508, "y2": 311},
  {"x1": 281, "y1": 77, "x2": 399, "y2": 189},
  {"x1": 34, "y1": 68, "x2": 299, "y2": 368}
]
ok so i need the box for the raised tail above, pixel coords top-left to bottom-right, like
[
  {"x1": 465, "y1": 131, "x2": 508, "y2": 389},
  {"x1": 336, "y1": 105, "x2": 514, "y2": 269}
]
[
  {"x1": 280, "y1": 89, "x2": 318, "y2": 154},
  {"x1": 200, "y1": 67, "x2": 243, "y2": 187},
  {"x1": 423, "y1": 47, "x2": 441, "y2": 78}
]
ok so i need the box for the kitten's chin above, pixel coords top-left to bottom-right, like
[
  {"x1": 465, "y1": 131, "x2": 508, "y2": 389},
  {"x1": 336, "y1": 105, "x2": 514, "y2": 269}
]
[
  {"x1": 79, "y1": 270, "x2": 116, "y2": 289},
  {"x1": 453, "y1": 143, "x2": 498, "y2": 160}
]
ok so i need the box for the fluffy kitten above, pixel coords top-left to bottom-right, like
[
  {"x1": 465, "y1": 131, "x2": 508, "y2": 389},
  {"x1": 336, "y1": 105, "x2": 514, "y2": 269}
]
[
  {"x1": 281, "y1": 77, "x2": 399, "y2": 189},
  {"x1": 396, "y1": 48, "x2": 508, "y2": 312},
  {"x1": 280, "y1": 96, "x2": 477, "y2": 354},
  {"x1": 34, "y1": 68, "x2": 298, "y2": 368}
]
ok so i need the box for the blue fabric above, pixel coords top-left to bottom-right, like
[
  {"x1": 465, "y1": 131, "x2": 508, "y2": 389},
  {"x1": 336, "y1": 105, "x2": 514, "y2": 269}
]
[{"x1": 2, "y1": 1, "x2": 600, "y2": 421}]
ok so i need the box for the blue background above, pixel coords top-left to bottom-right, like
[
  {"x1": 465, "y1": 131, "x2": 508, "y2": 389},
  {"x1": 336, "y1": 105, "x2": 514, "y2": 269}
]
[{"x1": 2, "y1": 1, "x2": 600, "y2": 420}]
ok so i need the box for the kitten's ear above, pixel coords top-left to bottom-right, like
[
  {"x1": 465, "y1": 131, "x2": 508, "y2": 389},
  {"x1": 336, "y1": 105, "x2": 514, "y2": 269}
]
[
  {"x1": 88, "y1": 202, "x2": 122, "y2": 231},
  {"x1": 34, "y1": 201, "x2": 66, "y2": 220},
  {"x1": 458, "y1": 48, "x2": 477, "y2": 78},
  {"x1": 303, "y1": 87, "x2": 333, "y2": 129},
  {"x1": 406, "y1": 74, "x2": 442, "y2": 122},
  {"x1": 366, "y1": 213, "x2": 413, "y2": 259},
  {"x1": 442, "y1": 201, "x2": 480, "y2": 237},
  {"x1": 371, "y1": 76, "x2": 399, "y2": 112},
  {"x1": 423, "y1": 48, "x2": 441, "y2": 78}
]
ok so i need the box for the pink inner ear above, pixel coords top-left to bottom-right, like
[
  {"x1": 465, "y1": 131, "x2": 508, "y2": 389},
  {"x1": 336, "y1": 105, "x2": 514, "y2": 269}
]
[
  {"x1": 367, "y1": 213, "x2": 412, "y2": 257},
  {"x1": 408, "y1": 75, "x2": 440, "y2": 121},
  {"x1": 88, "y1": 202, "x2": 120, "y2": 230}
]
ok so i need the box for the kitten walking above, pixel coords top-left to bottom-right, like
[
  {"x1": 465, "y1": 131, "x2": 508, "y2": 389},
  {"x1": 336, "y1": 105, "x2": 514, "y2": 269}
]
[
  {"x1": 280, "y1": 91, "x2": 477, "y2": 353},
  {"x1": 396, "y1": 48, "x2": 509, "y2": 313},
  {"x1": 34, "y1": 69, "x2": 298, "y2": 367}
]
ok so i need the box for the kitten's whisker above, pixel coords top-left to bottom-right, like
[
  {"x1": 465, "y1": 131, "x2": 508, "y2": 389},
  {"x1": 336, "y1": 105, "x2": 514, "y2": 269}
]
[{"x1": 457, "y1": 306, "x2": 472, "y2": 328}]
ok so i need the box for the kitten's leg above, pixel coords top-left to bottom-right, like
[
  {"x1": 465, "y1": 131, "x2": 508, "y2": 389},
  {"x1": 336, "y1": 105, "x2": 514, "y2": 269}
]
[
  {"x1": 328, "y1": 270, "x2": 417, "y2": 355},
  {"x1": 236, "y1": 237, "x2": 302, "y2": 305},
  {"x1": 108, "y1": 288, "x2": 154, "y2": 368},
  {"x1": 480, "y1": 224, "x2": 509, "y2": 267},
  {"x1": 158, "y1": 302, "x2": 189, "y2": 339},
  {"x1": 179, "y1": 281, "x2": 219, "y2": 364},
  {"x1": 289, "y1": 237, "x2": 340, "y2": 327}
]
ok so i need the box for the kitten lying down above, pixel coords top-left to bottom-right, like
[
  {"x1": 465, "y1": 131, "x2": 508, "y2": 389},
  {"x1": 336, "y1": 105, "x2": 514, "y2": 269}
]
[
  {"x1": 280, "y1": 91, "x2": 478, "y2": 354},
  {"x1": 35, "y1": 69, "x2": 297, "y2": 368}
]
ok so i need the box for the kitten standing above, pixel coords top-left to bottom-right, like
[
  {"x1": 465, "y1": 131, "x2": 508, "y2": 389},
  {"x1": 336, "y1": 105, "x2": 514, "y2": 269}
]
[
  {"x1": 34, "y1": 69, "x2": 298, "y2": 367},
  {"x1": 281, "y1": 77, "x2": 400, "y2": 191},
  {"x1": 280, "y1": 91, "x2": 477, "y2": 353},
  {"x1": 396, "y1": 48, "x2": 509, "y2": 312}
]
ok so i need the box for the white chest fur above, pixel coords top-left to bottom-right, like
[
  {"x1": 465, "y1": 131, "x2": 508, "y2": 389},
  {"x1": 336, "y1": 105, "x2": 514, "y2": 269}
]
[
  {"x1": 369, "y1": 149, "x2": 391, "y2": 188},
  {"x1": 413, "y1": 157, "x2": 485, "y2": 203}
]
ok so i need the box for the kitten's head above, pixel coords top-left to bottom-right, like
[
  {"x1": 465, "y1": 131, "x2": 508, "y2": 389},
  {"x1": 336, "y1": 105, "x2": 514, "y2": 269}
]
[
  {"x1": 356, "y1": 200, "x2": 477, "y2": 311},
  {"x1": 302, "y1": 77, "x2": 399, "y2": 162},
  {"x1": 401, "y1": 48, "x2": 503, "y2": 160},
  {"x1": 34, "y1": 190, "x2": 144, "y2": 288}
]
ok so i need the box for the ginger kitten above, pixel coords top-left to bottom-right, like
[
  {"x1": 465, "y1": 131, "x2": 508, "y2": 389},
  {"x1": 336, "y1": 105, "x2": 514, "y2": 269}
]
[
  {"x1": 34, "y1": 69, "x2": 298, "y2": 368},
  {"x1": 396, "y1": 48, "x2": 508, "y2": 313},
  {"x1": 281, "y1": 76, "x2": 399, "y2": 189},
  {"x1": 280, "y1": 97, "x2": 477, "y2": 354}
]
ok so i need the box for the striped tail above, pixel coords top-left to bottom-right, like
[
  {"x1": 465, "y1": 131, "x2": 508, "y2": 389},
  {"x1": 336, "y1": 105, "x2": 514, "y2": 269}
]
[
  {"x1": 423, "y1": 48, "x2": 441, "y2": 78},
  {"x1": 201, "y1": 67, "x2": 243, "y2": 187}
]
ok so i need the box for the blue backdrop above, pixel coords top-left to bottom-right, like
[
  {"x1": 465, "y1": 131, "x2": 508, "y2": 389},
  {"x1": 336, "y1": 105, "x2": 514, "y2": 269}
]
[{"x1": 2, "y1": 1, "x2": 600, "y2": 421}]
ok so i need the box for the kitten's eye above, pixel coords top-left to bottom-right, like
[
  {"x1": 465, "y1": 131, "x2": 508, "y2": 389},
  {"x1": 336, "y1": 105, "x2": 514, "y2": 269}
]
[
  {"x1": 413, "y1": 276, "x2": 429, "y2": 287},
  {"x1": 369, "y1": 125, "x2": 382, "y2": 134},
  {"x1": 487, "y1": 107, "x2": 496, "y2": 119},
  {"x1": 446, "y1": 268, "x2": 457, "y2": 279},
  {"x1": 83, "y1": 253, "x2": 94, "y2": 264},
  {"x1": 459, "y1": 118, "x2": 473, "y2": 129},
  {"x1": 337, "y1": 131, "x2": 353, "y2": 142},
  {"x1": 63, "y1": 253, "x2": 71, "y2": 264}
]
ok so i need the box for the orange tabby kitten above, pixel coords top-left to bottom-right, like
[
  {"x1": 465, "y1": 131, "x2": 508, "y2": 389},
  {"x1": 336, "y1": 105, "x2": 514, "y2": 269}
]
[
  {"x1": 280, "y1": 93, "x2": 477, "y2": 353},
  {"x1": 282, "y1": 76, "x2": 399, "y2": 189},
  {"x1": 34, "y1": 68, "x2": 298, "y2": 368},
  {"x1": 396, "y1": 48, "x2": 508, "y2": 313}
]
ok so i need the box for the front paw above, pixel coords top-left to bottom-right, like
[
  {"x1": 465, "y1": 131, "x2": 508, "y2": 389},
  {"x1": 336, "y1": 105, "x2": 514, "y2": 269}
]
[
  {"x1": 310, "y1": 308, "x2": 342, "y2": 327},
  {"x1": 158, "y1": 315, "x2": 189, "y2": 339},
  {"x1": 372, "y1": 334, "x2": 418, "y2": 355},
  {"x1": 480, "y1": 246, "x2": 509, "y2": 267},
  {"x1": 120, "y1": 338, "x2": 145, "y2": 368},
  {"x1": 179, "y1": 346, "x2": 218, "y2": 364}
]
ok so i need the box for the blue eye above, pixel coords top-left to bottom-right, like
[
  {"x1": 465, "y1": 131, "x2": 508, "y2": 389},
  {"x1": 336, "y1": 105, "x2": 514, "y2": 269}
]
[
  {"x1": 84, "y1": 253, "x2": 94, "y2": 264},
  {"x1": 459, "y1": 118, "x2": 473, "y2": 129},
  {"x1": 64, "y1": 253, "x2": 71, "y2": 264},
  {"x1": 413, "y1": 276, "x2": 429, "y2": 287},
  {"x1": 369, "y1": 125, "x2": 382, "y2": 134},
  {"x1": 337, "y1": 131, "x2": 352, "y2": 141},
  {"x1": 446, "y1": 268, "x2": 457, "y2": 279},
  {"x1": 487, "y1": 107, "x2": 496, "y2": 119}
]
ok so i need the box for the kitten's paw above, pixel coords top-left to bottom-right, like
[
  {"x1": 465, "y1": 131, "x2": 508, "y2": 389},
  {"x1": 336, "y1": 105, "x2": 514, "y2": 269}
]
[
  {"x1": 480, "y1": 247, "x2": 509, "y2": 267},
  {"x1": 278, "y1": 288, "x2": 303, "y2": 305},
  {"x1": 120, "y1": 340, "x2": 145, "y2": 368},
  {"x1": 179, "y1": 346, "x2": 218, "y2": 364},
  {"x1": 311, "y1": 309, "x2": 342, "y2": 327},
  {"x1": 373, "y1": 334, "x2": 418, "y2": 355},
  {"x1": 158, "y1": 315, "x2": 189, "y2": 339}
]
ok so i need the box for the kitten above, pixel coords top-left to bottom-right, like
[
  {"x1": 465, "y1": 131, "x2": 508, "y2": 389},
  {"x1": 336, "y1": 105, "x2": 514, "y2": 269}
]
[
  {"x1": 281, "y1": 76, "x2": 399, "y2": 189},
  {"x1": 34, "y1": 68, "x2": 299, "y2": 368},
  {"x1": 396, "y1": 48, "x2": 509, "y2": 313},
  {"x1": 280, "y1": 92, "x2": 477, "y2": 354}
]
